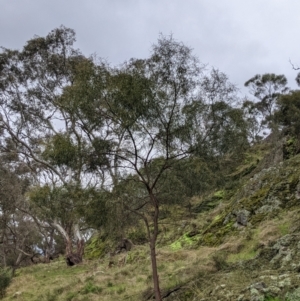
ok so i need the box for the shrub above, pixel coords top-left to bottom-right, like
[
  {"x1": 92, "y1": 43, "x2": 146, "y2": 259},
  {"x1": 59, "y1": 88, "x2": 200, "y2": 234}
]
[
  {"x1": 0, "y1": 268, "x2": 12, "y2": 299},
  {"x1": 128, "y1": 228, "x2": 148, "y2": 244}
]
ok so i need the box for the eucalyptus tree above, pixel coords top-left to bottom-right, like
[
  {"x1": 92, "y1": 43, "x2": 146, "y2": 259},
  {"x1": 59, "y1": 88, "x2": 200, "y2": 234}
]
[
  {"x1": 94, "y1": 35, "x2": 205, "y2": 300},
  {"x1": 244, "y1": 74, "x2": 289, "y2": 139},
  {"x1": 0, "y1": 159, "x2": 39, "y2": 271},
  {"x1": 182, "y1": 68, "x2": 249, "y2": 187},
  {"x1": 58, "y1": 34, "x2": 201, "y2": 298},
  {"x1": 93, "y1": 36, "x2": 249, "y2": 299},
  {"x1": 274, "y1": 90, "x2": 300, "y2": 157},
  {"x1": 0, "y1": 26, "x2": 109, "y2": 264}
]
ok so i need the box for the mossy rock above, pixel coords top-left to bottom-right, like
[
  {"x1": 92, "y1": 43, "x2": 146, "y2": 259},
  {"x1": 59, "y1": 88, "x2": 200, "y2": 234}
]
[
  {"x1": 199, "y1": 233, "x2": 221, "y2": 246},
  {"x1": 199, "y1": 221, "x2": 235, "y2": 246},
  {"x1": 170, "y1": 233, "x2": 196, "y2": 250}
]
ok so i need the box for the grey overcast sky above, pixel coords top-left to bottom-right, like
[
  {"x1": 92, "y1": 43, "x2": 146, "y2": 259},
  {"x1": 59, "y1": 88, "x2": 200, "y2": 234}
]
[{"x1": 1, "y1": 0, "x2": 300, "y2": 95}]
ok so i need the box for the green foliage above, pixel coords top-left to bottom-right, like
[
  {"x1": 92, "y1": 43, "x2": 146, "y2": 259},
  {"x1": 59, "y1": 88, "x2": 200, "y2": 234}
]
[
  {"x1": 0, "y1": 268, "x2": 12, "y2": 299},
  {"x1": 275, "y1": 91, "x2": 300, "y2": 156},
  {"x1": 28, "y1": 185, "x2": 74, "y2": 221},
  {"x1": 28, "y1": 184, "x2": 108, "y2": 232},
  {"x1": 77, "y1": 189, "x2": 109, "y2": 230},
  {"x1": 264, "y1": 297, "x2": 284, "y2": 301},
  {"x1": 84, "y1": 235, "x2": 108, "y2": 260},
  {"x1": 41, "y1": 133, "x2": 77, "y2": 167},
  {"x1": 285, "y1": 287, "x2": 300, "y2": 301},
  {"x1": 126, "y1": 247, "x2": 148, "y2": 264},
  {"x1": 245, "y1": 73, "x2": 288, "y2": 118},
  {"x1": 107, "y1": 281, "x2": 113, "y2": 287},
  {"x1": 108, "y1": 67, "x2": 154, "y2": 126},
  {"x1": 228, "y1": 249, "x2": 257, "y2": 263},
  {"x1": 85, "y1": 138, "x2": 112, "y2": 171},
  {"x1": 127, "y1": 227, "x2": 148, "y2": 244},
  {"x1": 213, "y1": 190, "x2": 226, "y2": 199}
]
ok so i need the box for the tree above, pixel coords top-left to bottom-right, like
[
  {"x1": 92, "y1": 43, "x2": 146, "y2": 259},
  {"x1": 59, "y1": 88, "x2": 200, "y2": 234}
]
[
  {"x1": 183, "y1": 69, "x2": 249, "y2": 185},
  {"x1": 98, "y1": 35, "x2": 203, "y2": 300},
  {"x1": 0, "y1": 26, "x2": 109, "y2": 265},
  {"x1": 72, "y1": 37, "x2": 244, "y2": 299},
  {"x1": 0, "y1": 27, "x2": 248, "y2": 298},
  {"x1": 244, "y1": 74, "x2": 289, "y2": 135},
  {"x1": 0, "y1": 159, "x2": 39, "y2": 271},
  {"x1": 274, "y1": 90, "x2": 300, "y2": 156}
]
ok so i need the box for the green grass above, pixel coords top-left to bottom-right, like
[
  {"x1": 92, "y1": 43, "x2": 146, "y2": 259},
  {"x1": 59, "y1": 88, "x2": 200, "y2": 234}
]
[
  {"x1": 278, "y1": 222, "x2": 290, "y2": 236},
  {"x1": 4, "y1": 155, "x2": 300, "y2": 301}
]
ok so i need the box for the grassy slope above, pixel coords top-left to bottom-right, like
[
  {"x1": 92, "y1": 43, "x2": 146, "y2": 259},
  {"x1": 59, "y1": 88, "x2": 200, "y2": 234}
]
[
  {"x1": 5, "y1": 210, "x2": 297, "y2": 301},
  {"x1": 4, "y1": 144, "x2": 300, "y2": 301}
]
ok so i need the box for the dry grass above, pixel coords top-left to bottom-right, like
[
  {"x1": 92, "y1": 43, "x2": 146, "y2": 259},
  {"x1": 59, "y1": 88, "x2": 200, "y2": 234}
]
[
  {"x1": 3, "y1": 206, "x2": 299, "y2": 300},
  {"x1": 3, "y1": 243, "x2": 220, "y2": 301}
]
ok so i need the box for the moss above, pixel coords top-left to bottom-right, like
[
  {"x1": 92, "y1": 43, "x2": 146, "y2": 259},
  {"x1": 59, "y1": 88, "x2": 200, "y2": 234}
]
[
  {"x1": 213, "y1": 190, "x2": 226, "y2": 199},
  {"x1": 170, "y1": 240, "x2": 182, "y2": 251},
  {"x1": 170, "y1": 234, "x2": 196, "y2": 251},
  {"x1": 209, "y1": 214, "x2": 226, "y2": 229},
  {"x1": 244, "y1": 186, "x2": 270, "y2": 210},
  {"x1": 278, "y1": 222, "x2": 290, "y2": 235},
  {"x1": 199, "y1": 233, "x2": 219, "y2": 246},
  {"x1": 193, "y1": 196, "x2": 222, "y2": 213},
  {"x1": 200, "y1": 227, "x2": 232, "y2": 247},
  {"x1": 212, "y1": 214, "x2": 223, "y2": 224},
  {"x1": 250, "y1": 210, "x2": 280, "y2": 224},
  {"x1": 288, "y1": 173, "x2": 299, "y2": 190},
  {"x1": 283, "y1": 136, "x2": 298, "y2": 160}
]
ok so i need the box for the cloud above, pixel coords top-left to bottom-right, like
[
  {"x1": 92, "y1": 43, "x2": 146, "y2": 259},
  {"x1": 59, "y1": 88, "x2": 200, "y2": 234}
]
[{"x1": 1, "y1": 0, "x2": 299, "y2": 92}]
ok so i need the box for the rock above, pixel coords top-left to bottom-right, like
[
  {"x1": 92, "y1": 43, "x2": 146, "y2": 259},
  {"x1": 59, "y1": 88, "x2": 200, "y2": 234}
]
[
  {"x1": 236, "y1": 210, "x2": 251, "y2": 226},
  {"x1": 268, "y1": 285, "x2": 281, "y2": 295},
  {"x1": 237, "y1": 294, "x2": 244, "y2": 301},
  {"x1": 13, "y1": 291, "x2": 22, "y2": 298},
  {"x1": 250, "y1": 295, "x2": 264, "y2": 301},
  {"x1": 278, "y1": 275, "x2": 291, "y2": 288},
  {"x1": 66, "y1": 254, "x2": 82, "y2": 266},
  {"x1": 251, "y1": 282, "x2": 267, "y2": 292},
  {"x1": 286, "y1": 287, "x2": 300, "y2": 301},
  {"x1": 115, "y1": 238, "x2": 133, "y2": 254}
]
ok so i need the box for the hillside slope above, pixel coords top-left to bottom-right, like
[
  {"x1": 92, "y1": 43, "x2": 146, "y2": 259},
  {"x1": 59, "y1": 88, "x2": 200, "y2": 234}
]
[{"x1": 4, "y1": 147, "x2": 300, "y2": 301}]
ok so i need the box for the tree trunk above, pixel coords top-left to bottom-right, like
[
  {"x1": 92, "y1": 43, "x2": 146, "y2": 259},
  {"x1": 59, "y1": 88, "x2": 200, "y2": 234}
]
[
  {"x1": 150, "y1": 237, "x2": 162, "y2": 301},
  {"x1": 44, "y1": 228, "x2": 55, "y2": 263},
  {"x1": 52, "y1": 222, "x2": 84, "y2": 266},
  {"x1": 149, "y1": 192, "x2": 162, "y2": 301}
]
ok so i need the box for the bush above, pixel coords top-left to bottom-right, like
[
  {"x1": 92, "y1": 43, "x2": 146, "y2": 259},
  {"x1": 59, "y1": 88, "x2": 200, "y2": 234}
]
[
  {"x1": 0, "y1": 268, "x2": 12, "y2": 299},
  {"x1": 128, "y1": 228, "x2": 148, "y2": 244},
  {"x1": 84, "y1": 234, "x2": 108, "y2": 259}
]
